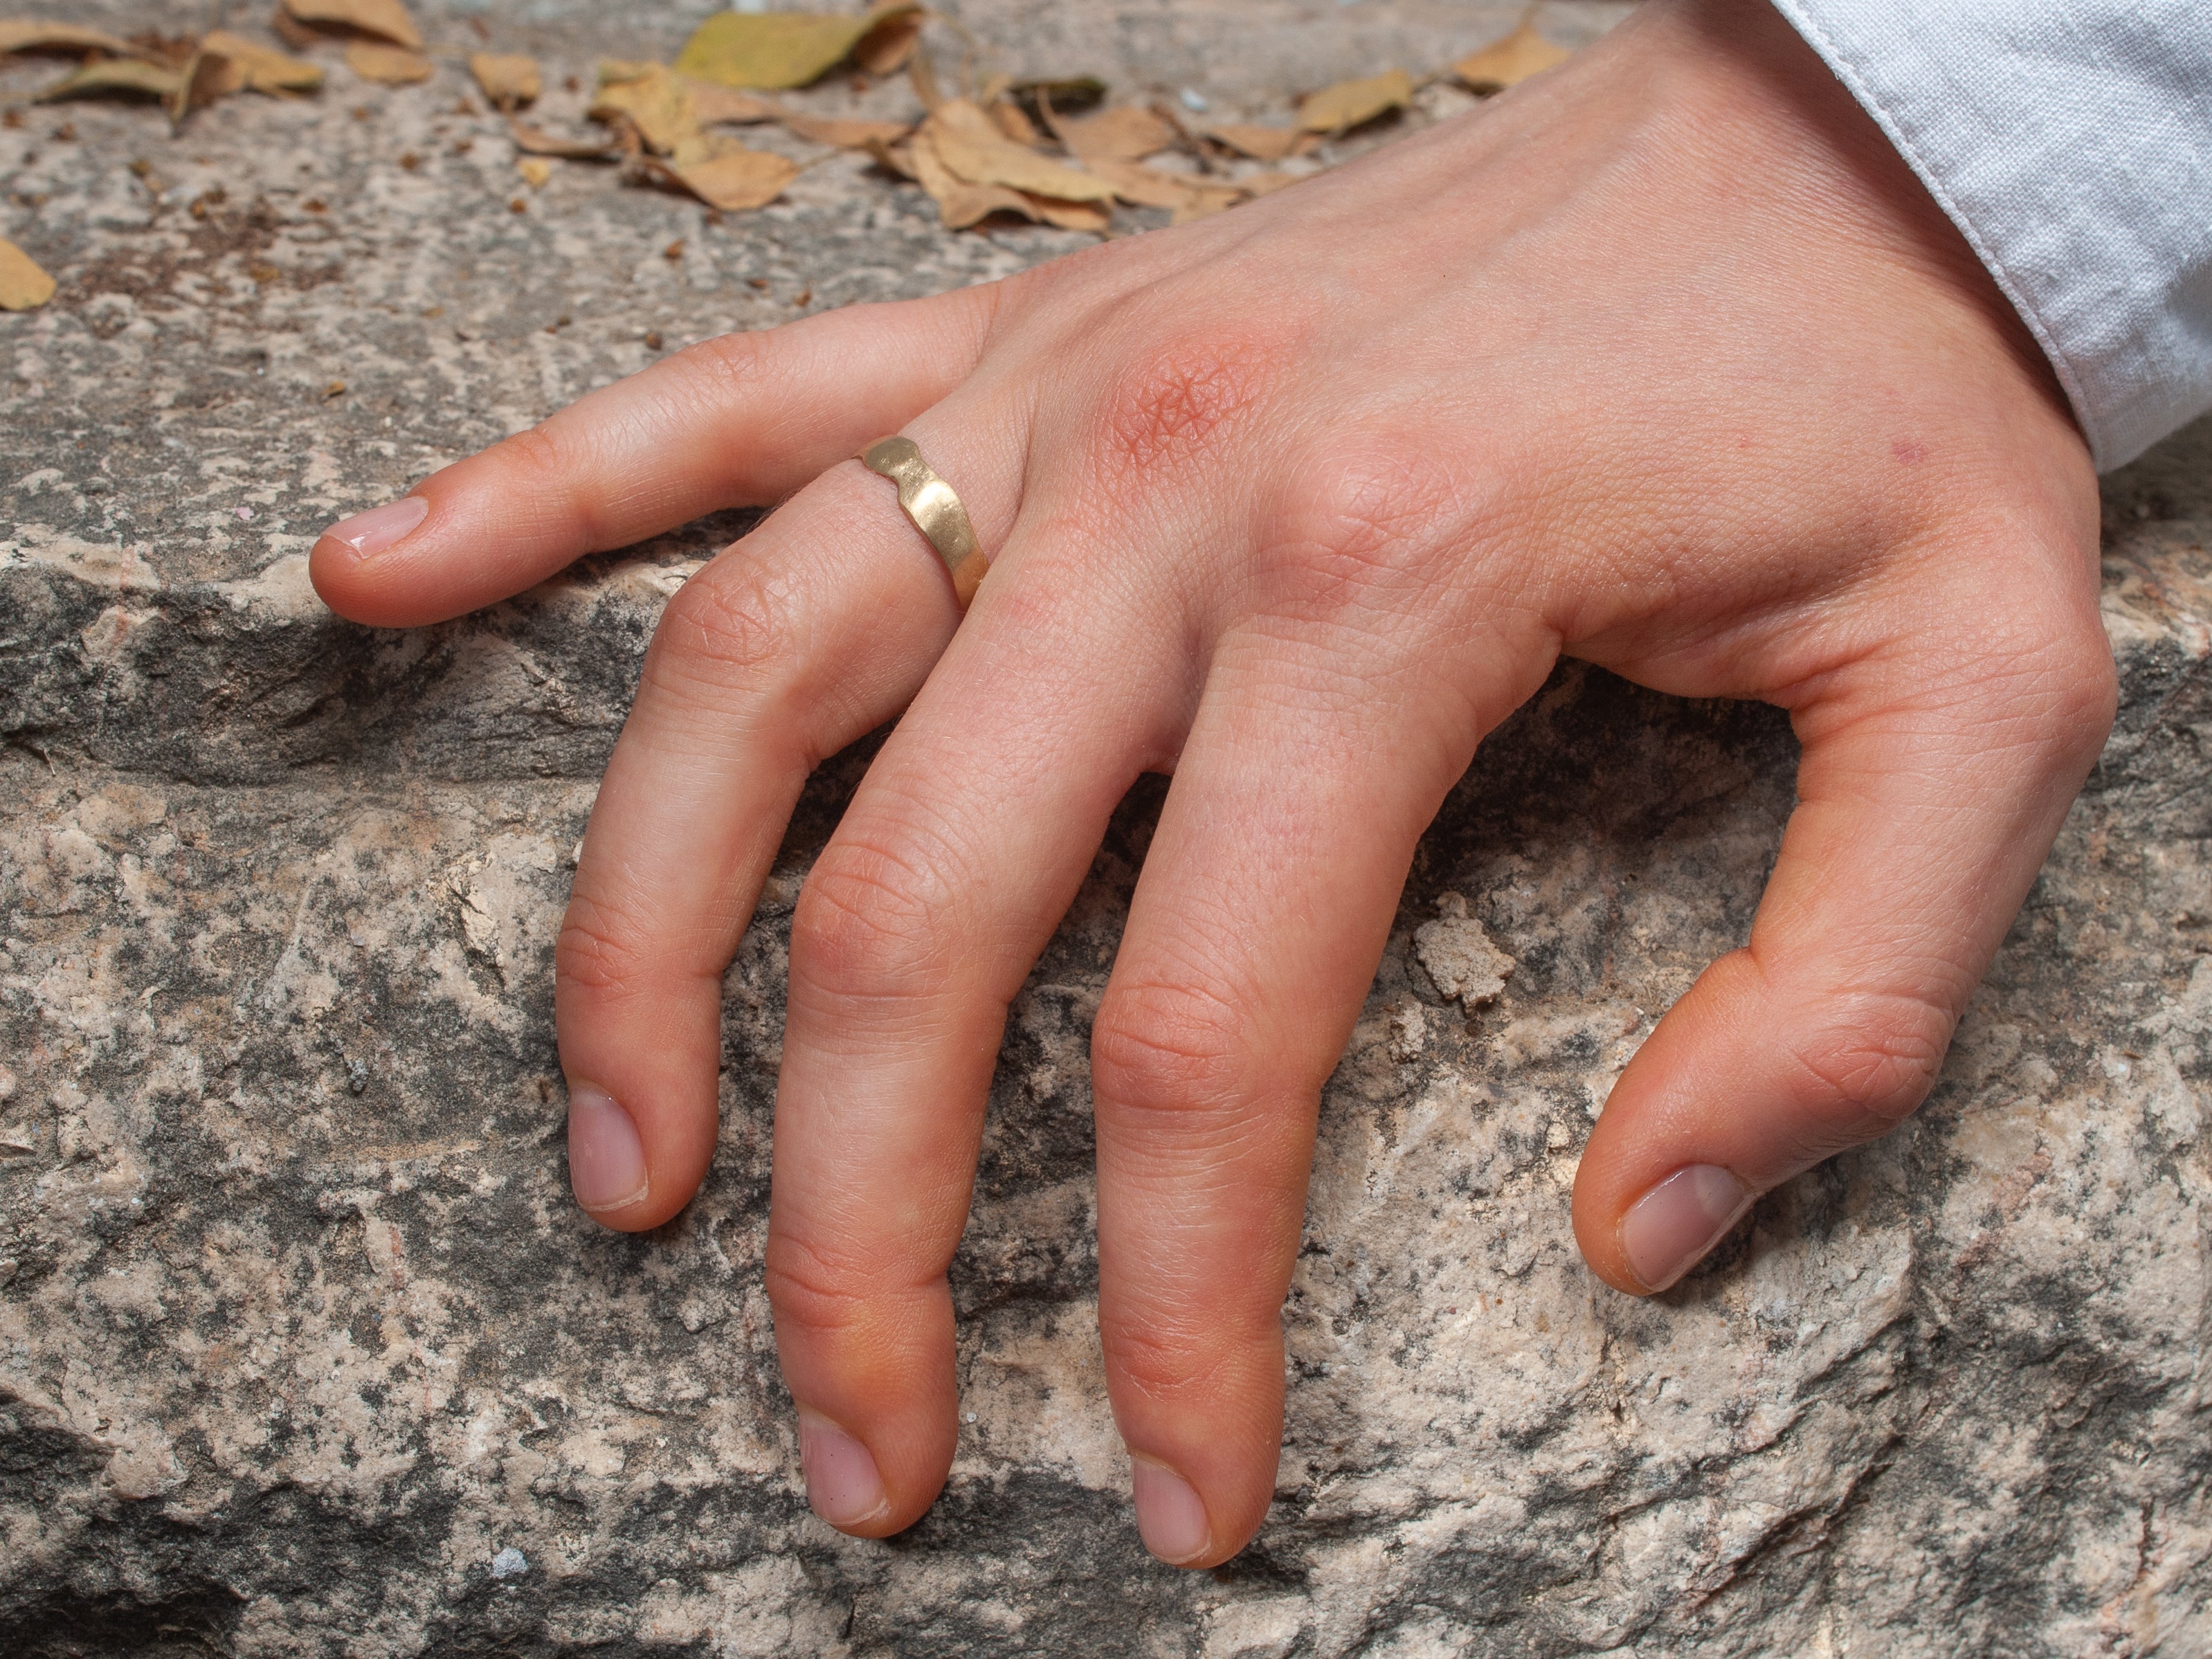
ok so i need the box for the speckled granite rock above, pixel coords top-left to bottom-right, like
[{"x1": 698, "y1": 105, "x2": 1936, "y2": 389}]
[{"x1": 4, "y1": 4, "x2": 2211, "y2": 1656}]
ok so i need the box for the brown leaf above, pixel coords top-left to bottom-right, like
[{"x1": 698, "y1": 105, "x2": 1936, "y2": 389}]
[
  {"x1": 346, "y1": 41, "x2": 430, "y2": 84},
  {"x1": 282, "y1": 0, "x2": 421, "y2": 50},
  {"x1": 200, "y1": 30, "x2": 323, "y2": 93},
  {"x1": 170, "y1": 48, "x2": 245, "y2": 127},
  {"x1": 35, "y1": 58, "x2": 183, "y2": 102},
  {"x1": 590, "y1": 65, "x2": 697, "y2": 154},
  {"x1": 909, "y1": 125, "x2": 1105, "y2": 232},
  {"x1": 1049, "y1": 102, "x2": 1174, "y2": 164},
  {"x1": 469, "y1": 52, "x2": 540, "y2": 111},
  {"x1": 1238, "y1": 167, "x2": 1303, "y2": 197},
  {"x1": 1203, "y1": 121, "x2": 1300, "y2": 161},
  {"x1": 0, "y1": 235, "x2": 55, "y2": 309},
  {"x1": 651, "y1": 134, "x2": 799, "y2": 212},
  {"x1": 988, "y1": 99, "x2": 1042, "y2": 146},
  {"x1": 781, "y1": 111, "x2": 912, "y2": 150},
  {"x1": 1168, "y1": 186, "x2": 1242, "y2": 225},
  {"x1": 850, "y1": 6, "x2": 921, "y2": 76},
  {"x1": 1452, "y1": 19, "x2": 1570, "y2": 91},
  {"x1": 0, "y1": 20, "x2": 146, "y2": 58},
  {"x1": 1296, "y1": 68, "x2": 1412, "y2": 133},
  {"x1": 673, "y1": 1, "x2": 921, "y2": 91},
  {"x1": 1085, "y1": 158, "x2": 1208, "y2": 210},
  {"x1": 925, "y1": 99, "x2": 1114, "y2": 203},
  {"x1": 688, "y1": 80, "x2": 783, "y2": 126},
  {"x1": 510, "y1": 119, "x2": 616, "y2": 159},
  {"x1": 864, "y1": 136, "x2": 918, "y2": 179}
]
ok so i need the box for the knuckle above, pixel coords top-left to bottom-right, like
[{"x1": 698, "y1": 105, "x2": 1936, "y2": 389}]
[
  {"x1": 1100, "y1": 1309, "x2": 1235, "y2": 1407},
  {"x1": 763, "y1": 1231, "x2": 878, "y2": 1341},
  {"x1": 646, "y1": 559, "x2": 801, "y2": 700},
  {"x1": 1091, "y1": 977, "x2": 1250, "y2": 1122},
  {"x1": 787, "y1": 830, "x2": 955, "y2": 1008},
  {"x1": 554, "y1": 887, "x2": 654, "y2": 999},
  {"x1": 1259, "y1": 441, "x2": 1463, "y2": 619},
  {"x1": 1782, "y1": 992, "x2": 1954, "y2": 1143}
]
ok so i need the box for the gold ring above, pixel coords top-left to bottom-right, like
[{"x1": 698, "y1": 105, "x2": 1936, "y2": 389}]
[{"x1": 859, "y1": 436, "x2": 988, "y2": 608}]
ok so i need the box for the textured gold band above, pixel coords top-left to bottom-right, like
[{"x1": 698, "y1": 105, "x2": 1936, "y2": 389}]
[{"x1": 858, "y1": 436, "x2": 988, "y2": 608}]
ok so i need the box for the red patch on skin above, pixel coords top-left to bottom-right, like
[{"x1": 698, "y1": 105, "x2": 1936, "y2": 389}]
[
  {"x1": 1095, "y1": 335, "x2": 1271, "y2": 482},
  {"x1": 1892, "y1": 439, "x2": 1928, "y2": 464}
]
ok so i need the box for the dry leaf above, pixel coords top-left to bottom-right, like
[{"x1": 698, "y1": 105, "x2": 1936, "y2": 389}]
[
  {"x1": 688, "y1": 80, "x2": 782, "y2": 125},
  {"x1": 515, "y1": 156, "x2": 552, "y2": 188},
  {"x1": 170, "y1": 48, "x2": 244, "y2": 126},
  {"x1": 0, "y1": 20, "x2": 145, "y2": 58},
  {"x1": 781, "y1": 111, "x2": 911, "y2": 149},
  {"x1": 926, "y1": 99, "x2": 1114, "y2": 203},
  {"x1": 1049, "y1": 102, "x2": 1173, "y2": 164},
  {"x1": 1296, "y1": 69, "x2": 1412, "y2": 133},
  {"x1": 511, "y1": 119, "x2": 615, "y2": 158},
  {"x1": 1204, "y1": 121, "x2": 1300, "y2": 161},
  {"x1": 1168, "y1": 186, "x2": 1242, "y2": 225},
  {"x1": 1453, "y1": 19, "x2": 1570, "y2": 91},
  {"x1": 469, "y1": 52, "x2": 539, "y2": 111},
  {"x1": 0, "y1": 236, "x2": 55, "y2": 310},
  {"x1": 850, "y1": 6, "x2": 921, "y2": 75},
  {"x1": 674, "y1": 1, "x2": 921, "y2": 91},
  {"x1": 282, "y1": 0, "x2": 421, "y2": 50},
  {"x1": 35, "y1": 58, "x2": 183, "y2": 102},
  {"x1": 651, "y1": 134, "x2": 799, "y2": 211},
  {"x1": 201, "y1": 30, "x2": 323, "y2": 93},
  {"x1": 909, "y1": 126, "x2": 1105, "y2": 231},
  {"x1": 864, "y1": 135, "x2": 918, "y2": 179},
  {"x1": 590, "y1": 66, "x2": 697, "y2": 154},
  {"x1": 347, "y1": 42, "x2": 430, "y2": 84},
  {"x1": 1085, "y1": 158, "x2": 1206, "y2": 210},
  {"x1": 597, "y1": 58, "x2": 659, "y2": 86},
  {"x1": 1238, "y1": 167, "x2": 1303, "y2": 197},
  {"x1": 988, "y1": 100, "x2": 1041, "y2": 147}
]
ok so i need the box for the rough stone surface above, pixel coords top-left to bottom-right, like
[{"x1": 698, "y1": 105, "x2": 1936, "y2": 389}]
[{"x1": 5, "y1": 3, "x2": 2212, "y2": 1656}]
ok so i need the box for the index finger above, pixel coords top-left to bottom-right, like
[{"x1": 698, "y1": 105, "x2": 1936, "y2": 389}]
[{"x1": 309, "y1": 288, "x2": 997, "y2": 628}]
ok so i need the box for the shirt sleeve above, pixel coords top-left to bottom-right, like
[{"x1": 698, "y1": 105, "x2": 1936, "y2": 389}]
[{"x1": 1768, "y1": 0, "x2": 2212, "y2": 471}]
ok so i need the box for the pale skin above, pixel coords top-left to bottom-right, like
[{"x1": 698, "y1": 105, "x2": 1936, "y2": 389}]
[{"x1": 310, "y1": 0, "x2": 2112, "y2": 1568}]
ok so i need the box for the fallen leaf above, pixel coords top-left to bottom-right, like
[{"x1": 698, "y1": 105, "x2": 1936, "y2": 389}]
[
  {"x1": 511, "y1": 119, "x2": 616, "y2": 158},
  {"x1": 1049, "y1": 102, "x2": 1173, "y2": 163},
  {"x1": 1203, "y1": 121, "x2": 1300, "y2": 161},
  {"x1": 781, "y1": 111, "x2": 910, "y2": 149},
  {"x1": 1296, "y1": 68, "x2": 1412, "y2": 133},
  {"x1": 35, "y1": 58, "x2": 183, "y2": 102},
  {"x1": 516, "y1": 156, "x2": 552, "y2": 188},
  {"x1": 909, "y1": 124, "x2": 1105, "y2": 231},
  {"x1": 675, "y1": 1, "x2": 921, "y2": 91},
  {"x1": 850, "y1": 6, "x2": 921, "y2": 75},
  {"x1": 651, "y1": 134, "x2": 799, "y2": 211},
  {"x1": 469, "y1": 51, "x2": 539, "y2": 111},
  {"x1": 590, "y1": 65, "x2": 697, "y2": 154},
  {"x1": 688, "y1": 80, "x2": 782, "y2": 125},
  {"x1": 0, "y1": 20, "x2": 145, "y2": 58},
  {"x1": 1085, "y1": 158, "x2": 1209, "y2": 210},
  {"x1": 0, "y1": 236, "x2": 55, "y2": 309},
  {"x1": 282, "y1": 0, "x2": 421, "y2": 50},
  {"x1": 1238, "y1": 167, "x2": 1303, "y2": 197},
  {"x1": 864, "y1": 135, "x2": 918, "y2": 179},
  {"x1": 346, "y1": 41, "x2": 430, "y2": 84},
  {"x1": 1168, "y1": 185, "x2": 1242, "y2": 225},
  {"x1": 200, "y1": 30, "x2": 323, "y2": 93},
  {"x1": 989, "y1": 99, "x2": 1042, "y2": 146},
  {"x1": 170, "y1": 48, "x2": 244, "y2": 126},
  {"x1": 597, "y1": 58, "x2": 660, "y2": 86},
  {"x1": 925, "y1": 98, "x2": 1114, "y2": 203},
  {"x1": 1453, "y1": 19, "x2": 1570, "y2": 90}
]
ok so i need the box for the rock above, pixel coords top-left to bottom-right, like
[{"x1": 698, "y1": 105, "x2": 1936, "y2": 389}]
[
  {"x1": 4, "y1": 3, "x2": 2211, "y2": 1657},
  {"x1": 1413, "y1": 892, "x2": 1516, "y2": 1008}
]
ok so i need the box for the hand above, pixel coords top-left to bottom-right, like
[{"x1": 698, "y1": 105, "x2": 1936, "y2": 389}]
[{"x1": 309, "y1": 0, "x2": 2109, "y2": 1567}]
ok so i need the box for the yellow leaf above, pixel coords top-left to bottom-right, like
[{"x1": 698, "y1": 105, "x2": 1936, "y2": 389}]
[
  {"x1": 346, "y1": 42, "x2": 430, "y2": 84},
  {"x1": 674, "y1": 2, "x2": 921, "y2": 91},
  {"x1": 597, "y1": 59, "x2": 660, "y2": 87},
  {"x1": 0, "y1": 20, "x2": 145, "y2": 57},
  {"x1": 516, "y1": 156, "x2": 552, "y2": 188},
  {"x1": 35, "y1": 58, "x2": 183, "y2": 102},
  {"x1": 282, "y1": 0, "x2": 421, "y2": 51},
  {"x1": 781, "y1": 111, "x2": 911, "y2": 149},
  {"x1": 657, "y1": 138, "x2": 799, "y2": 212},
  {"x1": 909, "y1": 127, "x2": 1105, "y2": 232},
  {"x1": 1049, "y1": 103, "x2": 1174, "y2": 164},
  {"x1": 590, "y1": 66, "x2": 698, "y2": 154},
  {"x1": 0, "y1": 236, "x2": 55, "y2": 310},
  {"x1": 925, "y1": 99, "x2": 1114, "y2": 203},
  {"x1": 1296, "y1": 69, "x2": 1412, "y2": 133},
  {"x1": 1204, "y1": 122, "x2": 1300, "y2": 161},
  {"x1": 469, "y1": 52, "x2": 540, "y2": 111},
  {"x1": 1453, "y1": 19, "x2": 1570, "y2": 91},
  {"x1": 200, "y1": 30, "x2": 324, "y2": 93}
]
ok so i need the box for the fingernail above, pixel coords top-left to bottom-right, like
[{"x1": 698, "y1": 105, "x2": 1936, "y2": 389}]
[
  {"x1": 565, "y1": 1083, "x2": 648, "y2": 1214},
  {"x1": 1130, "y1": 1456, "x2": 1211, "y2": 1565},
  {"x1": 799, "y1": 1410, "x2": 889, "y2": 1529},
  {"x1": 319, "y1": 495, "x2": 428, "y2": 560},
  {"x1": 1621, "y1": 1163, "x2": 1755, "y2": 1292}
]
